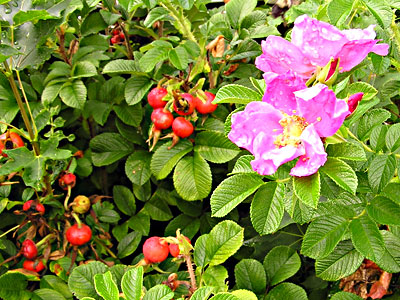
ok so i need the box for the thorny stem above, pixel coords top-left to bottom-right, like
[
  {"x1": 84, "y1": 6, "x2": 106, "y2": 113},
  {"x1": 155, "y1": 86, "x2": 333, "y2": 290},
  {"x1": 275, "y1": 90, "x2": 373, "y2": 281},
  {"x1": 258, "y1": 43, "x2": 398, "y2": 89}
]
[
  {"x1": 184, "y1": 254, "x2": 197, "y2": 291},
  {"x1": 56, "y1": 28, "x2": 71, "y2": 65},
  {"x1": 160, "y1": 2, "x2": 197, "y2": 43}
]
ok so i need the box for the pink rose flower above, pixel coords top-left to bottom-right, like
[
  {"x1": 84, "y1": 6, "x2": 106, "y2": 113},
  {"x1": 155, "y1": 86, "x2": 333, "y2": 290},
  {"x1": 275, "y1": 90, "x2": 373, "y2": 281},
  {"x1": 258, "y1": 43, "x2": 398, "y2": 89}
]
[
  {"x1": 228, "y1": 84, "x2": 349, "y2": 177},
  {"x1": 255, "y1": 15, "x2": 389, "y2": 78}
]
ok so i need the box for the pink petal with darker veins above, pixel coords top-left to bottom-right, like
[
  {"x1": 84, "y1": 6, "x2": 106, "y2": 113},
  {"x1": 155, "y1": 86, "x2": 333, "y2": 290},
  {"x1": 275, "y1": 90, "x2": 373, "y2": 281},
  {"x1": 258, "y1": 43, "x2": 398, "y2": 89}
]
[
  {"x1": 295, "y1": 84, "x2": 349, "y2": 137},
  {"x1": 263, "y1": 71, "x2": 307, "y2": 114},
  {"x1": 290, "y1": 125, "x2": 327, "y2": 177}
]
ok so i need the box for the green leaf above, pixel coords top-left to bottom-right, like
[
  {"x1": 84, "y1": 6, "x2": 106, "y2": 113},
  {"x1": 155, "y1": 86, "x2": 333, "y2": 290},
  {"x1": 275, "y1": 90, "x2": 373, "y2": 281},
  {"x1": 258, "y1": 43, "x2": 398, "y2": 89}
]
[
  {"x1": 99, "y1": 10, "x2": 120, "y2": 25},
  {"x1": 231, "y1": 290, "x2": 258, "y2": 300},
  {"x1": 142, "y1": 284, "x2": 174, "y2": 300},
  {"x1": 90, "y1": 133, "x2": 133, "y2": 166},
  {"x1": 0, "y1": 273, "x2": 31, "y2": 300},
  {"x1": 173, "y1": 153, "x2": 212, "y2": 201},
  {"x1": 143, "y1": 7, "x2": 169, "y2": 27},
  {"x1": 368, "y1": 154, "x2": 396, "y2": 193},
  {"x1": 293, "y1": 173, "x2": 320, "y2": 208},
  {"x1": 357, "y1": 109, "x2": 391, "y2": 140},
  {"x1": 211, "y1": 174, "x2": 264, "y2": 217},
  {"x1": 68, "y1": 261, "x2": 108, "y2": 300},
  {"x1": 301, "y1": 215, "x2": 350, "y2": 259},
  {"x1": 33, "y1": 288, "x2": 66, "y2": 300},
  {"x1": 121, "y1": 267, "x2": 143, "y2": 300},
  {"x1": 168, "y1": 46, "x2": 189, "y2": 70},
  {"x1": 0, "y1": 147, "x2": 35, "y2": 176},
  {"x1": 315, "y1": 240, "x2": 363, "y2": 281},
  {"x1": 117, "y1": 231, "x2": 142, "y2": 258},
  {"x1": 125, "y1": 151, "x2": 152, "y2": 185},
  {"x1": 191, "y1": 287, "x2": 215, "y2": 300},
  {"x1": 327, "y1": 0, "x2": 354, "y2": 25},
  {"x1": 194, "y1": 131, "x2": 240, "y2": 164},
  {"x1": 319, "y1": 158, "x2": 358, "y2": 194},
  {"x1": 128, "y1": 211, "x2": 150, "y2": 236},
  {"x1": 144, "y1": 194, "x2": 173, "y2": 221},
  {"x1": 263, "y1": 246, "x2": 301, "y2": 286},
  {"x1": 213, "y1": 84, "x2": 262, "y2": 105},
  {"x1": 59, "y1": 80, "x2": 87, "y2": 109},
  {"x1": 265, "y1": 283, "x2": 307, "y2": 300},
  {"x1": 150, "y1": 140, "x2": 193, "y2": 180},
  {"x1": 250, "y1": 182, "x2": 284, "y2": 235},
  {"x1": 205, "y1": 220, "x2": 244, "y2": 266},
  {"x1": 331, "y1": 292, "x2": 363, "y2": 300},
  {"x1": 367, "y1": 196, "x2": 400, "y2": 225},
  {"x1": 225, "y1": 0, "x2": 257, "y2": 28},
  {"x1": 376, "y1": 230, "x2": 400, "y2": 273},
  {"x1": 326, "y1": 143, "x2": 366, "y2": 161},
  {"x1": 234, "y1": 259, "x2": 266, "y2": 294},
  {"x1": 102, "y1": 59, "x2": 144, "y2": 75},
  {"x1": 350, "y1": 215, "x2": 384, "y2": 261},
  {"x1": 231, "y1": 155, "x2": 256, "y2": 175},
  {"x1": 370, "y1": 125, "x2": 388, "y2": 151},
  {"x1": 113, "y1": 103, "x2": 142, "y2": 127},
  {"x1": 94, "y1": 271, "x2": 119, "y2": 300},
  {"x1": 139, "y1": 47, "x2": 169, "y2": 72},
  {"x1": 382, "y1": 182, "x2": 400, "y2": 205},
  {"x1": 72, "y1": 61, "x2": 97, "y2": 78},
  {"x1": 348, "y1": 82, "x2": 378, "y2": 101},
  {"x1": 362, "y1": 0, "x2": 392, "y2": 28},
  {"x1": 124, "y1": 76, "x2": 153, "y2": 105},
  {"x1": 210, "y1": 294, "x2": 240, "y2": 300},
  {"x1": 385, "y1": 123, "x2": 400, "y2": 152},
  {"x1": 203, "y1": 266, "x2": 228, "y2": 293},
  {"x1": 194, "y1": 234, "x2": 209, "y2": 267},
  {"x1": 0, "y1": 45, "x2": 20, "y2": 63},
  {"x1": 344, "y1": 97, "x2": 380, "y2": 127},
  {"x1": 113, "y1": 185, "x2": 136, "y2": 216},
  {"x1": 13, "y1": 10, "x2": 56, "y2": 26},
  {"x1": 40, "y1": 275, "x2": 72, "y2": 299},
  {"x1": 164, "y1": 214, "x2": 200, "y2": 239}
]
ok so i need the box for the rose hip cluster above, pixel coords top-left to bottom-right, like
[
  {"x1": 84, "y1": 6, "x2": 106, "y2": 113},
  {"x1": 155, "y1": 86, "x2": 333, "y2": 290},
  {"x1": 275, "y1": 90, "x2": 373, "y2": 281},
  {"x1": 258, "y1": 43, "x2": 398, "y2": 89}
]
[
  {"x1": 148, "y1": 86, "x2": 217, "y2": 150},
  {"x1": 110, "y1": 28, "x2": 125, "y2": 44},
  {"x1": 142, "y1": 235, "x2": 191, "y2": 264}
]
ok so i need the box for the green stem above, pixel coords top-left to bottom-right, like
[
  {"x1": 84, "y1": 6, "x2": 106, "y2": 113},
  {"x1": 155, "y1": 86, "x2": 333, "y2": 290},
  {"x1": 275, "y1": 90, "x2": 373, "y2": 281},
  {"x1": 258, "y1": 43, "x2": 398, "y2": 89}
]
[
  {"x1": 71, "y1": 212, "x2": 82, "y2": 228},
  {"x1": 64, "y1": 185, "x2": 72, "y2": 211},
  {"x1": 36, "y1": 234, "x2": 55, "y2": 248},
  {"x1": 94, "y1": 237, "x2": 118, "y2": 259},
  {"x1": 0, "y1": 224, "x2": 23, "y2": 239},
  {"x1": 3, "y1": 61, "x2": 39, "y2": 156},
  {"x1": 118, "y1": 21, "x2": 133, "y2": 60},
  {"x1": 0, "y1": 120, "x2": 29, "y2": 140},
  {"x1": 160, "y1": 2, "x2": 197, "y2": 43},
  {"x1": 346, "y1": 127, "x2": 374, "y2": 153},
  {"x1": 280, "y1": 231, "x2": 303, "y2": 238}
]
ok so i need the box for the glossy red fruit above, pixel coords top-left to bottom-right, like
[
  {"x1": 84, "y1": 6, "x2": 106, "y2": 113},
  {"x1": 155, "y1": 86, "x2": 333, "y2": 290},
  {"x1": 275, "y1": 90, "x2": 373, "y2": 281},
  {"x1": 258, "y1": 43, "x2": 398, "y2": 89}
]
[
  {"x1": 112, "y1": 29, "x2": 119, "y2": 35},
  {"x1": 66, "y1": 224, "x2": 92, "y2": 246},
  {"x1": 195, "y1": 92, "x2": 218, "y2": 114},
  {"x1": 173, "y1": 93, "x2": 195, "y2": 116},
  {"x1": 148, "y1": 87, "x2": 168, "y2": 109},
  {"x1": 119, "y1": 32, "x2": 125, "y2": 39},
  {"x1": 172, "y1": 117, "x2": 194, "y2": 138},
  {"x1": 142, "y1": 236, "x2": 169, "y2": 263},
  {"x1": 0, "y1": 132, "x2": 24, "y2": 157},
  {"x1": 151, "y1": 108, "x2": 174, "y2": 130},
  {"x1": 23, "y1": 259, "x2": 45, "y2": 272},
  {"x1": 59, "y1": 172, "x2": 76, "y2": 190},
  {"x1": 22, "y1": 200, "x2": 45, "y2": 215},
  {"x1": 169, "y1": 236, "x2": 191, "y2": 257},
  {"x1": 22, "y1": 239, "x2": 38, "y2": 260},
  {"x1": 111, "y1": 35, "x2": 120, "y2": 44}
]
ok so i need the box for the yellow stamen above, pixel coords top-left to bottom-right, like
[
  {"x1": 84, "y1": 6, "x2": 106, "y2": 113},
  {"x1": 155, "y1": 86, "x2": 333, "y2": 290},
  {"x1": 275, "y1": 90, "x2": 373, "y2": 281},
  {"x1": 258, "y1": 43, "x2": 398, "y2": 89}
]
[{"x1": 274, "y1": 114, "x2": 308, "y2": 148}]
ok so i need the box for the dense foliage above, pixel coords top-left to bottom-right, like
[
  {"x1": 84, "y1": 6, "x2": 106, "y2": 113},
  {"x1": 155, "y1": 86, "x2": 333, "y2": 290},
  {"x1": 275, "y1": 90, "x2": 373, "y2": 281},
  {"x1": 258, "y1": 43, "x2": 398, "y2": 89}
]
[{"x1": 1, "y1": 0, "x2": 400, "y2": 299}]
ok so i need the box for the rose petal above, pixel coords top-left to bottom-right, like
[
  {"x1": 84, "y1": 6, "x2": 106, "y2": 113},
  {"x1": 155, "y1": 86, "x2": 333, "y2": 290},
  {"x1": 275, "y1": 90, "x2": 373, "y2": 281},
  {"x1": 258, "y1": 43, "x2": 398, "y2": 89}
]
[
  {"x1": 336, "y1": 39, "x2": 388, "y2": 72},
  {"x1": 251, "y1": 132, "x2": 305, "y2": 175},
  {"x1": 291, "y1": 14, "x2": 347, "y2": 67},
  {"x1": 295, "y1": 84, "x2": 348, "y2": 137},
  {"x1": 228, "y1": 101, "x2": 283, "y2": 153},
  {"x1": 342, "y1": 25, "x2": 376, "y2": 40},
  {"x1": 255, "y1": 36, "x2": 314, "y2": 78},
  {"x1": 263, "y1": 71, "x2": 307, "y2": 114},
  {"x1": 290, "y1": 125, "x2": 327, "y2": 177}
]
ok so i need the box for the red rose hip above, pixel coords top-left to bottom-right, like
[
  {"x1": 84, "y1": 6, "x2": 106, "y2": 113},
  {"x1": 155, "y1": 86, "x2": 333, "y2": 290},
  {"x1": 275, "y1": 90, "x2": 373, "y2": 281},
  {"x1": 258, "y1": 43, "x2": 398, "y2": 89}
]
[
  {"x1": 195, "y1": 92, "x2": 218, "y2": 114},
  {"x1": 59, "y1": 172, "x2": 76, "y2": 190},
  {"x1": 142, "y1": 236, "x2": 169, "y2": 263},
  {"x1": 0, "y1": 132, "x2": 24, "y2": 157},
  {"x1": 66, "y1": 224, "x2": 92, "y2": 246},
  {"x1": 23, "y1": 259, "x2": 45, "y2": 272},
  {"x1": 22, "y1": 239, "x2": 38, "y2": 260},
  {"x1": 151, "y1": 108, "x2": 174, "y2": 130},
  {"x1": 173, "y1": 93, "x2": 195, "y2": 116},
  {"x1": 169, "y1": 236, "x2": 191, "y2": 257},
  {"x1": 23, "y1": 200, "x2": 45, "y2": 215},
  {"x1": 148, "y1": 87, "x2": 168, "y2": 109},
  {"x1": 172, "y1": 117, "x2": 194, "y2": 138}
]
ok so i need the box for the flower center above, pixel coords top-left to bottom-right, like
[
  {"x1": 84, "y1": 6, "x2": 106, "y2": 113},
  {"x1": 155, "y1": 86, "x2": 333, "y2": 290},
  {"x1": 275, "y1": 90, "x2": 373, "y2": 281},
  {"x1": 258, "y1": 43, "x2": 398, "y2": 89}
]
[{"x1": 274, "y1": 114, "x2": 308, "y2": 148}]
